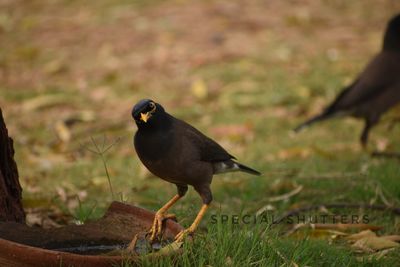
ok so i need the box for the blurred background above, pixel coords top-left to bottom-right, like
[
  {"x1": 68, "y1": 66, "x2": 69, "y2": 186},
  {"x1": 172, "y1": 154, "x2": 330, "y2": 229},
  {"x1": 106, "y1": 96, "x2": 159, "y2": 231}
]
[{"x1": 0, "y1": 0, "x2": 399, "y2": 234}]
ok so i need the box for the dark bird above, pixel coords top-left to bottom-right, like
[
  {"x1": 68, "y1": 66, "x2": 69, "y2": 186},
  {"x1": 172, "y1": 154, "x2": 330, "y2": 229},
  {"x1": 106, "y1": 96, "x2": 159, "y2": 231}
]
[
  {"x1": 294, "y1": 14, "x2": 400, "y2": 146},
  {"x1": 131, "y1": 99, "x2": 260, "y2": 242}
]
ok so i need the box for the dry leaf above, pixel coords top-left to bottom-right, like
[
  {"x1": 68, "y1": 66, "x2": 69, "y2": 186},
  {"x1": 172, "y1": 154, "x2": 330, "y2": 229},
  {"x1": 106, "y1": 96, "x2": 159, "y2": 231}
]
[
  {"x1": 25, "y1": 213, "x2": 44, "y2": 227},
  {"x1": 54, "y1": 120, "x2": 71, "y2": 143},
  {"x1": 383, "y1": 235, "x2": 400, "y2": 242},
  {"x1": 321, "y1": 224, "x2": 382, "y2": 232},
  {"x1": 64, "y1": 110, "x2": 96, "y2": 125},
  {"x1": 287, "y1": 224, "x2": 348, "y2": 240},
  {"x1": 22, "y1": 95, "x2": 67, "y2": 111},
  {"x1": 55, "y1": 186, "x2": 68, "y2": 202},
  {"x1": 267, "y1": 185, "x2": 303, "y2": 202},
  {"x1": 256, "y1": 204, "x2": 275, "y2": 217},
  {"x1": 89, "y1": 176, "x2": 109, "y2": 187},
  {"x1": 290, "y1": 228, "x2": 348, "y2": 240},
  {"x1": 347, "y1": 230, "x2": 400, "y2": 252},
  {"x1": 346, "y1": 230, "x2": 377, "y2": 242},
  {"x1": 25, "y1": 212, "x2": 62, "y2": 229},
  {"x1": 296, "y1": 86, "x2": 311, "y2": 99},
  {"x1": 352, "y1": 236, "x2": 399, "y2": 252},
  {"x1": 191, "y1": 78, "x2": 208, "y2": 100},
  {"x1": 287, "y1": 224, "x2": 383, "y2": 241},
  {"x1": 225, "y1": 256, "x2": 233, "y2": 266},
  {"x1": 359, "y1": 248, "x2": 396, "y2": 262}
]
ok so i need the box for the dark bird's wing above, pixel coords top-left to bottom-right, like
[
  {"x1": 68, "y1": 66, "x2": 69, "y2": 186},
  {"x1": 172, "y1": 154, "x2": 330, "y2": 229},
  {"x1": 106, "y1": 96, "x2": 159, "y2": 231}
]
[
  {"x1": 327, "y1": 53, "x2": 399, "y2": 110},
  {"x1": 177, "y1": 119, "x2": 235, "y2": 162},
  {"x1": 294, "y1": 52, "x2": 400, "y2": 132},
  {"x1": 176, "y1": 118, "x2": 260, "y2": 176}
]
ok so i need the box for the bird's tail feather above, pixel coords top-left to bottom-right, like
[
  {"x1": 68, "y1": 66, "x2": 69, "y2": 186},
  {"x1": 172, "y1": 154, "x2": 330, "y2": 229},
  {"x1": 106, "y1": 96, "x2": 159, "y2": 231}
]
[
  {"x1": 293, "y1": 113, "x2": 330, "y2": 133},
  {"x1": 236, "y1": 162, "x2": 261, "y2": 176},
  {"x1": 213, "y1": 160, "x2": 261, "y2": 176}
]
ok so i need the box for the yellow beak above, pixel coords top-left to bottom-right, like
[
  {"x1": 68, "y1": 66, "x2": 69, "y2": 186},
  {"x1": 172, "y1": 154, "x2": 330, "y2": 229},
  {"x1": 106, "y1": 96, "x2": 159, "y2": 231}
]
[{"x1": 140, "y1": 112, "x2": 150, "y2": 123}]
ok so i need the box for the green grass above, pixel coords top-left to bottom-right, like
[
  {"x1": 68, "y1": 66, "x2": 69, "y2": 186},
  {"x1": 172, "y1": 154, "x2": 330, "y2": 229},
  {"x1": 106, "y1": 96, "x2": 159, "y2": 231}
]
[
  {"x1": 138, "y1": 222, "x2": 399, "y2": 267},
  {"x1": 1, "y1": 0, "x2": 400, "y2": 266}
]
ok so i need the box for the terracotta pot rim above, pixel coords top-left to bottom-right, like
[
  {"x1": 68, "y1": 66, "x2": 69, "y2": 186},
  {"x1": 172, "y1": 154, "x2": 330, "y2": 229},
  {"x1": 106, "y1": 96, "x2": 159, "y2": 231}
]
[{"x1": 0, "y1": 201, "x2": 184, "y2": 267}]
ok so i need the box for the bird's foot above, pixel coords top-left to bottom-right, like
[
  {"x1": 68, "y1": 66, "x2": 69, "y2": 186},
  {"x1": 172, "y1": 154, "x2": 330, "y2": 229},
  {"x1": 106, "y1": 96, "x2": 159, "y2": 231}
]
[
  {"x1": 127, "y1": 234, "x2": 139, "y2": 252},
  {"x1": 174, "y1": 228, "x2": 194, "y2": 242},
  {"x1": 147, "y1": 212, "x2": 177, "y2": 243}
]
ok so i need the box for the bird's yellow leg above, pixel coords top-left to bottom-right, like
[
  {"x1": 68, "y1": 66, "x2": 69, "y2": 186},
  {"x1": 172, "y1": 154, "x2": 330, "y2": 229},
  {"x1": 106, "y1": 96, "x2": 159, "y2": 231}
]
[
  {"x1": 175, "y1": 204, "x2": 209, "y2": 242},
  {"x1": 148, "y1": 194, "x2": 181, "y2": 242}
]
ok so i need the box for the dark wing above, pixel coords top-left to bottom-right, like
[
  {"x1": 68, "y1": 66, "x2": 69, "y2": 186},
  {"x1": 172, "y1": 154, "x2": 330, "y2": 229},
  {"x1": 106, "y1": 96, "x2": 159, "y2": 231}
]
[
  {"x1": 175, "y1": 118, "x2": 235, "y2": 162},
  {"x1": 172, "y1": 116, "x2": 261, "y2": 176},
  {"x1": 326, "y1": 52, "x2": 399, "y2": 113},
  {"x1": 294, "y1": 52, "x2": 400, "y2": 132}
]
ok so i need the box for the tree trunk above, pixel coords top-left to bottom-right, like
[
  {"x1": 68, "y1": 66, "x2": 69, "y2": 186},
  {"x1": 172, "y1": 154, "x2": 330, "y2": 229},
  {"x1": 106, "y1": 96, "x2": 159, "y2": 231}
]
[{"x1": 0, "y1": 108, "x2": 25, "y2": 223}]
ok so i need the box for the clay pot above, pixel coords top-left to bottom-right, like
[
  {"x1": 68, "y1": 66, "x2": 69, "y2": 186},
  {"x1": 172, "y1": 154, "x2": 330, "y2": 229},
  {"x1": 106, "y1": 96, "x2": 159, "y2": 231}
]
[{"x1": 0, "y1": 201, "x2": 183, "y2": 267}]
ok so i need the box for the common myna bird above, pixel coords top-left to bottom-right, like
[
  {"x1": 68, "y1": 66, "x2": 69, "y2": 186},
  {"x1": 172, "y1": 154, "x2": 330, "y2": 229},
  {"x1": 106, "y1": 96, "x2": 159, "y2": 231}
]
[
  {"x1": 131, "y1": 99, "x2": 260, "y2": 242},
  {"x1": 294, "y1": 14, "x2": 400, "y2": 146}
]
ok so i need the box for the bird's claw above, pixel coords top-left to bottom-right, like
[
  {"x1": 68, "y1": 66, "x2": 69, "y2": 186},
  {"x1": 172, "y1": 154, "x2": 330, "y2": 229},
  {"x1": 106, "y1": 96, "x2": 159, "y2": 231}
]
[
  {"x1": 174, "y1": 228, "x2": 193, "y2": 242},
  {"x1": 147, "y1": 212, "x2": 176, "y2": 242}
]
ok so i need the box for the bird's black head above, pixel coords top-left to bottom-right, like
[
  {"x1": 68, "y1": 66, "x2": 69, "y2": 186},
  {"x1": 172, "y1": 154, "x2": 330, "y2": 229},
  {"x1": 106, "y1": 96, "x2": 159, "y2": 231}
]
[
  {"x1": 131, "y1": 99, "x2": 166, "y2": 126},
  {"x1": 383, "y1": 13, "x2": 400, "y2": 51}
]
